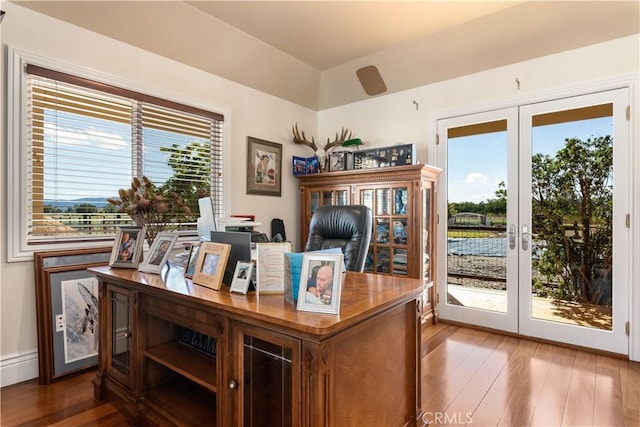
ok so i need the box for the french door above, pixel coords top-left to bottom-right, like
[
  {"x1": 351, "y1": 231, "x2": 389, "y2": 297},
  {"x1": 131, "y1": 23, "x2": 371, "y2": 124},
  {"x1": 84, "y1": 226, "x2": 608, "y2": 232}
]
[{"x1": 437, "y1": 89, "x2": 629, "y2": 354}]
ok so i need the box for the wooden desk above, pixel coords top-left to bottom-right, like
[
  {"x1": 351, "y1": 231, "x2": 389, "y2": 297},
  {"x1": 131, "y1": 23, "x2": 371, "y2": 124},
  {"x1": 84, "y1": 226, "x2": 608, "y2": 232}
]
[{"x1": 90, "y1": 265, "x2": 424, "y2": 426}]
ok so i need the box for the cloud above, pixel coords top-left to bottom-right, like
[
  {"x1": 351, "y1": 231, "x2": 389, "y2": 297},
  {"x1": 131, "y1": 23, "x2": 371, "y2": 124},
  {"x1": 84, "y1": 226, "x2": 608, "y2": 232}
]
[
  {"x1": 464, "y1": 172, "x2": 488, "y2": 184},
  {"x1": 44, "y1": 122, "x2": 129, "y2": 150}
]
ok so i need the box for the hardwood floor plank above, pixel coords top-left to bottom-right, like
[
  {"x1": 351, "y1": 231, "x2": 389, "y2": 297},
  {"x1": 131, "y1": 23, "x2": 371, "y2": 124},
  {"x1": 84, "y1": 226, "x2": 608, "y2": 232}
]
[
  {"x1": 47, "y1": 403, "x2": 119, "y2": 427},
  {"x1": 422, "y1": 328, "x2": 493, "y2": 411},
  {"x1": 561, "y1": 350, "x2": 597, "y2": 426},
  {"x1": 496, "y1": 341, "x2": 557, "y2": 427},
  {"x1": 433, "y1": 334, "x2": 520, "y2": 427},
  {"x1": 619, "y1": 360, "x2": 640, "y2": 425},
  {"x1": 527, "y1": 345, "x2": 576, "y2": 426},
  {"x1": 592, "y1": 355, "x2": 626, "y2": 427},
  {"x1": 463, "y1": 339, "x2": 539, "y2": 427},
  {"x1": 0, "y1": 371, "x2": 128, "y2": 427}
]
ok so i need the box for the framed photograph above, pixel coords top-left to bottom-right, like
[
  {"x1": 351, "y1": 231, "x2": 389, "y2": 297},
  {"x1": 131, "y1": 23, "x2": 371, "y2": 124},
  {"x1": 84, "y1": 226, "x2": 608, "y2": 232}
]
[
  {"x1": 297, "y1": 252, "x2": 344, "y2": 314},
  {"x1": 192, "y1": 242, "x2": 231, "y2": 290},
  {"x1": 247, "y1": 136, "x2": 282, "y2": 196},
  {"x1": 139, "y1": 232, "x2": 178, "y2": 274},
  {"x1": 34, "y1": 247, "x2": 112, "y2": 384},
  {"x1": 292, "y1": 155, "x2": 307, "y2": 176},
  {"x1": 109, "y1": 225, "x2": 146, "y2": 268},
  {"x1": 256, "y1": 242, "x2": 292, "y2": 294},
  {"x1": 230, "y1": 261, "x2": 254, "y2": 294},
  {"x1": 184, "y1": 243, "x2": 201, "y2": 279},
  {"x1": 306, "y1": 156, "x2": 320, "y2": 174}
]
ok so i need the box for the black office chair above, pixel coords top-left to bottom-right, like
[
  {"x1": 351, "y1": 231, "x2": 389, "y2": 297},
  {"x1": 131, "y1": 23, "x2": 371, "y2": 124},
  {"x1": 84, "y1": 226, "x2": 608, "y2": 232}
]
[{"x1": 304, "y1": 205, "x2": 372, "y2": 272}]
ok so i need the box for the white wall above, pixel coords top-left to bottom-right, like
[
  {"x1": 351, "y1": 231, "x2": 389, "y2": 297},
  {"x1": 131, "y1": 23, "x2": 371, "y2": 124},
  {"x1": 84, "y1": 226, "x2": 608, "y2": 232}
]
[
  {"x1": 0, "y1": 2, "x2": 315, "y2": 386},
  {"x1": 318, "y1": 35, "x2": 640, "y2": 361}
]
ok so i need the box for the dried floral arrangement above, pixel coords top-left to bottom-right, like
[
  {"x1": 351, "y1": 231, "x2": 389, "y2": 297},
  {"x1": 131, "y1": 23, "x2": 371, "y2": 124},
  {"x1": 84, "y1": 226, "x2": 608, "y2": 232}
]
[{"x1": 107, "y1": 176, "x2": 195, "y2": 245}]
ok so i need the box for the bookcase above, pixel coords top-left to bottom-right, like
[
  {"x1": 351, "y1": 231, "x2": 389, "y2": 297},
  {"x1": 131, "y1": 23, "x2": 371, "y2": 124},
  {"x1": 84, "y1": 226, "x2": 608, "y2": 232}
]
[{"x1": 296, "y1": 164, "x2": 442, "y2": 322}]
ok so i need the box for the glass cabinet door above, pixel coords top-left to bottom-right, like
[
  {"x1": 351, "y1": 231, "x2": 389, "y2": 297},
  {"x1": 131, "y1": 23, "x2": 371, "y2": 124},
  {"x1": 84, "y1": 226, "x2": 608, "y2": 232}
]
[
  {"x1": 309, "y1": 187, "x2": 349, "y2": 214},
  {"x1": 233, "y1": 323, "x2": 300, "y2": 426},
  {"x1": 422, "y1": 181, "x2": 432, "y2": 285},
  {"x1": 359, "y1": 184, "x2": 411, "y2": 276},
  {"x1": 106, "y1": 285, "x2": 134, "y2": 386}
]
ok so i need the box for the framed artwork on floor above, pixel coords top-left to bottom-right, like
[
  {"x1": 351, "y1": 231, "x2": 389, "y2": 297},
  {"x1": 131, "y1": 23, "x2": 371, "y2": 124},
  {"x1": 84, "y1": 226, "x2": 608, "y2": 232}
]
[{"x1": 34, "y1": 247, "x2": 112, "y2": 384}]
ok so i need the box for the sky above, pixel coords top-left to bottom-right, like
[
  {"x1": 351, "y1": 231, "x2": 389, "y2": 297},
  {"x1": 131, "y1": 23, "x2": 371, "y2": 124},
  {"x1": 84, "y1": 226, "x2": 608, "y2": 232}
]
[
  {"x1": 43, "y1": 112, "x2": 202, "y2": 201},
  {"x1": 446, "y1": 116, "x2": 614, "y2": 204}
]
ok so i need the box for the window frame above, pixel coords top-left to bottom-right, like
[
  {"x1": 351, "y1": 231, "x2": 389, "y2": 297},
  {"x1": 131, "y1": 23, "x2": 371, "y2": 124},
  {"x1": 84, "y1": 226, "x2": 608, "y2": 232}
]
[{"x1": 7, "y1": 48, "x2": 228, "y2": 262}]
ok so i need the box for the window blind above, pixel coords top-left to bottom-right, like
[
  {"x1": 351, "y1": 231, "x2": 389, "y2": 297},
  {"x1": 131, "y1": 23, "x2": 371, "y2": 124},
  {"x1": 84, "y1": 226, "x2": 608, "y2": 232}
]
[{"x1": 25, "y1": 65, "x2": 224, "y2": 243}]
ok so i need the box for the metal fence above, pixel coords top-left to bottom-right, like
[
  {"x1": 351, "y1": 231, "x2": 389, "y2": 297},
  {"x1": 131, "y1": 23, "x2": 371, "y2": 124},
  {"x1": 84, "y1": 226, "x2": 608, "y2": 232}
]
[{"x1": 447, "y1": 225, "x2": 507, "y2": 289}]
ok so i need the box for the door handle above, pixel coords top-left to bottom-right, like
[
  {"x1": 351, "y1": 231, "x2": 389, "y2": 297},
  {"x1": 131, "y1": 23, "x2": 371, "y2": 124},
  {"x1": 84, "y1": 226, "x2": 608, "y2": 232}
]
[
  {"x1": 521, "y1": 225, "x2": 530, "y2": 251},
  {"x1": 508, "y1": 224, "x2": 516, "y2": 249}
]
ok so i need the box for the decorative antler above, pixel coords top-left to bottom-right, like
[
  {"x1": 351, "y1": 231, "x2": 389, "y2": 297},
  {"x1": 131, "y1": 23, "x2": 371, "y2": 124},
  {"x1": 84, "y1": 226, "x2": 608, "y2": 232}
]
[
  {"x1": 292, "y1": 123, "x2": 317, "y2": 152},
  {"x1": 323, "y1": 127, "x2": 352, "y2": 152}
]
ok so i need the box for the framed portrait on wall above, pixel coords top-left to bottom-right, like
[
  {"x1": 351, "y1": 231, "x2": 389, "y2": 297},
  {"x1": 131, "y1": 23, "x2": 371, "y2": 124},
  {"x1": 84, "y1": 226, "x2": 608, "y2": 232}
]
[{"x1": 246, "y1": 136, "x2": 282, "y2": 196}]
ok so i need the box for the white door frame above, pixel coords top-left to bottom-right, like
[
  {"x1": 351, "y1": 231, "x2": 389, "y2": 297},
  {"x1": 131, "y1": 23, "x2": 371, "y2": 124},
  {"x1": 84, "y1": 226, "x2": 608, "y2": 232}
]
[
  {"x1": 517, "y1": 88, "x2": 630, "y2": 354},
  {"x1": 436, "y1": 107, "x2": 519, "y2": 333},
  {"x1": 432, "y1": 78, "x2": 636, "y2": 357}
]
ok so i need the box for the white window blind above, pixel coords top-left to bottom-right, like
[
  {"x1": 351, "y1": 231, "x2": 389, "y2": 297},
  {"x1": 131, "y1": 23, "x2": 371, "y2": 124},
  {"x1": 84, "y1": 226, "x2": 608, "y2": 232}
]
[{"x1": 25, "y1": 64, "x2": 224, "y2": 244}]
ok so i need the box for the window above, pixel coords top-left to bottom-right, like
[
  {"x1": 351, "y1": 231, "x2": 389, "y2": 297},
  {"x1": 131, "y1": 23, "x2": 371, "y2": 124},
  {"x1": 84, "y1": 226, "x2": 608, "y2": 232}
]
[{"x1": 8, "y1": 51, "x2": 224, "y2": 261}]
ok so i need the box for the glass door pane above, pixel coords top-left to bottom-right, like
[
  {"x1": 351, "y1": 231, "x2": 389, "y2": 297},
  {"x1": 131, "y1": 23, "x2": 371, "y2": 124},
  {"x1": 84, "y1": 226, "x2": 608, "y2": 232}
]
[
  {"x1": 111, "y1": 290, "x2": 130, "y2": 375},
  {"x1": 519, "y1": 89, "x2": 629, "y2": 354},
  {"x1": 445, "y1": 121, "x2": 509, "y2": 313},
  {"x1": 437, "y1": 108, "x2": 519, "y2": 333},
  {"x1": 243, "y1": 335, "x2": 293, "y2": 426}
]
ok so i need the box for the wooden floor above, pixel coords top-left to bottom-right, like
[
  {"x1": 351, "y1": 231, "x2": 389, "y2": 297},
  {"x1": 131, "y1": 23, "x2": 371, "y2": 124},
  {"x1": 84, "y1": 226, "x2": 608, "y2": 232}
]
[
  {"x1": 2, "y1": 323, "x2": 639, "y2": 426},
  {"x1": 421, "y1": 323, "x2": 640, "y2": 427}
]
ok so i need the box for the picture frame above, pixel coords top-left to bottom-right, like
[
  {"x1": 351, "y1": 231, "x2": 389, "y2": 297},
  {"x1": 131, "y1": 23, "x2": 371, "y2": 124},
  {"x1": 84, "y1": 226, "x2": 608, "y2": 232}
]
[
  {"x1": 230, "y1": 261, "x2": 254, "y2": 294},
  {"x1": 247, "y1": 136, "x2": 282, "y2": 196},
  {"x1": 192, "y1": 242, "x2": 231, "y2": 290},
  {"x1": 255, "y1": 241, "x2": 292, "y2": 294},
  {"x1": 138, "y1": 232, "x2": 178, "y2": 274},
  {"x1": 34, "y1": 247, "x2": 112, "y2": 384},
  {"x1": 292, "y1": 155, "x2": 307, "y2": 176},
  {"x1": 296, "y1": 252, "x2": 344, "y2": 314},
  {"x1": 109, "y1": 225, "x2": 146, "y2": 268},
  {"x1": 184, "y1": 242, "x2": 202, "y2": 279}
]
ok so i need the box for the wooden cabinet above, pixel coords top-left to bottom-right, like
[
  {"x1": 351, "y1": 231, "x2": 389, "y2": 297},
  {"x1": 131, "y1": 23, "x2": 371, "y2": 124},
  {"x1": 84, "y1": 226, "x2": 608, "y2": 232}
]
[
  {"x1": 90, "y1": 266, "x2": 424, "y2": 426},
  {"x1": 297, "y1": 164, "x2": 441, "y2": 322}
]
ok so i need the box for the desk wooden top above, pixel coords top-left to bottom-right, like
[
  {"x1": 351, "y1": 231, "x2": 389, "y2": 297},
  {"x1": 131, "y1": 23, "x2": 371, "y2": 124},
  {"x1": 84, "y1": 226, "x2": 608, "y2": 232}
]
[{"x1": 89, "y1": 265, "x2": 423, "y2": 340}]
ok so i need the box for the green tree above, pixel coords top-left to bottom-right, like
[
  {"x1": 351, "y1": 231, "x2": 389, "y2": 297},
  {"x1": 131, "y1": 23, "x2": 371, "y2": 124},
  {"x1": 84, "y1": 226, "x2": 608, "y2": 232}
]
[
  {"x1": 159, "y1": 141, "x2": 211, "y2": 217},
  {"x1": 75, "y1": 203, "x2": 98, "y2": 214},
  {"x1": 531, "y1": 135, "x2": 613, "y2": 305},
  {"x1": 485, "y1": 181, "x2": 507, "y2": 215}
]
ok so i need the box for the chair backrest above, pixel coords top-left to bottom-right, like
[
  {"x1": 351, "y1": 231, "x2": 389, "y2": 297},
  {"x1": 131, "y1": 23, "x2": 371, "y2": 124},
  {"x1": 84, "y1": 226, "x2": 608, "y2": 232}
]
[{"x1": 304, "y1": 205, "x2": 372, "y2": 272}]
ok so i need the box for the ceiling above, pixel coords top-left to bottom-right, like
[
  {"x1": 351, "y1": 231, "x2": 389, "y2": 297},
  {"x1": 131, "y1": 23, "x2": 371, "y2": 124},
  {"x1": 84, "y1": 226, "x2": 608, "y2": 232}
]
[{"x1": 12, "y1": 1, "x2": 640, "y2": 110}]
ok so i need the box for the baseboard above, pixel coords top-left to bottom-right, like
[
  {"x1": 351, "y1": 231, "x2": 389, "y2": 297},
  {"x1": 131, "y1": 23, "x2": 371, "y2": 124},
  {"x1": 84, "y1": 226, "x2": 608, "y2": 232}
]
[{"x1": 0, "y1": 350, "x2": 39, "y2": 387}]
